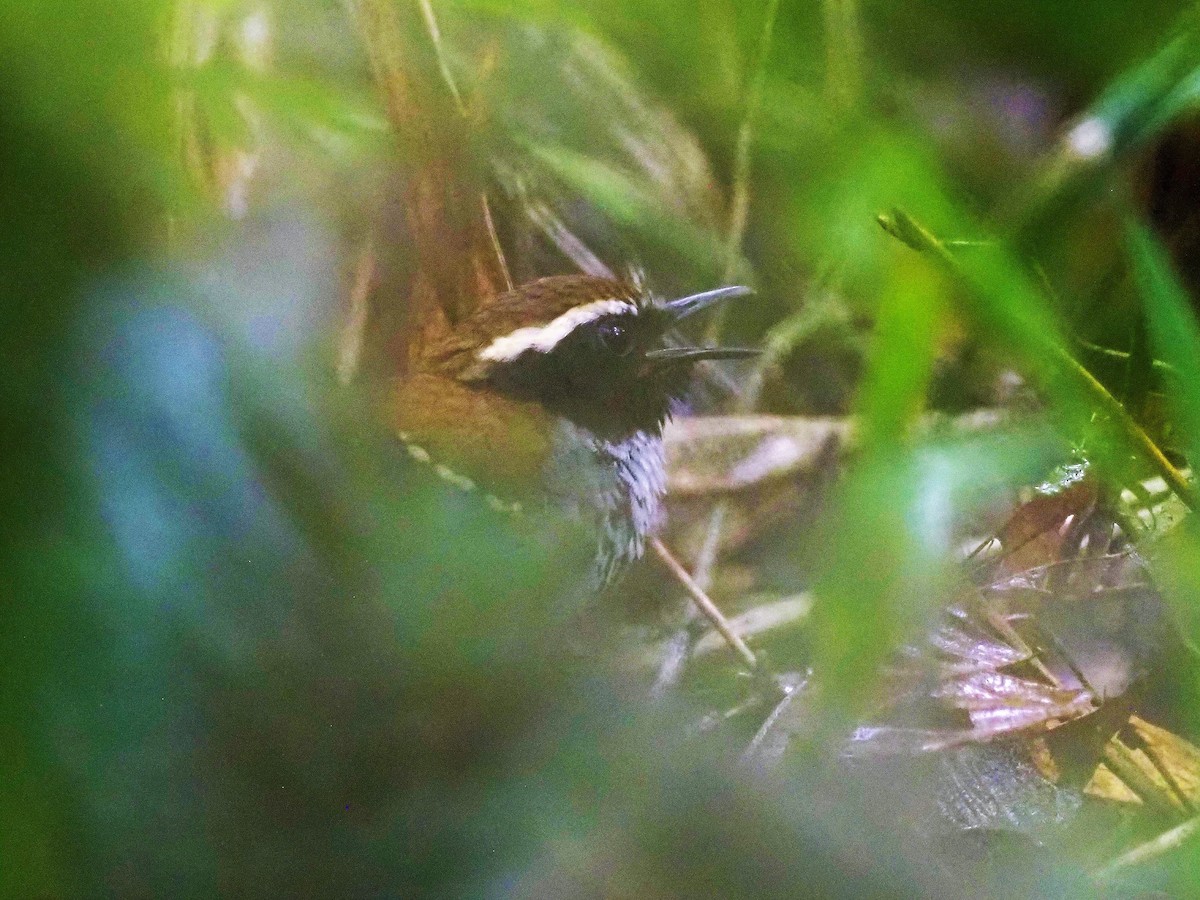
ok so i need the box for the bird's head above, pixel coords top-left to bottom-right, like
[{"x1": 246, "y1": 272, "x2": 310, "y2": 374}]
[{"x1": 423, "y1": 275, "x2": 756, "y2": 441}]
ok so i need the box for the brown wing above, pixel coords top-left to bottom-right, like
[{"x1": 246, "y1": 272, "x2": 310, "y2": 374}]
[{"x1": 392, "y1": 373, "x2": 554, "y2": 497}]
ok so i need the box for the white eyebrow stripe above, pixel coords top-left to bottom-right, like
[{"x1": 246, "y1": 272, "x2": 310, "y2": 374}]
[{"x1": 477, "y1": 298, "x2": 636, "y2": 363}]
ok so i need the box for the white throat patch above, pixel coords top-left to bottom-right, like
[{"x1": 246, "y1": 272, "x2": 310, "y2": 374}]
[{"x1": 477, "y1": 299, "x2": 636, "y2": 363}]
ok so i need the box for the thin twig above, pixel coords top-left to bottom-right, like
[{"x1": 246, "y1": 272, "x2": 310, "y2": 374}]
[
  {"x1": 1094, "y1": 815, "x2": 1200, "y2": 881},
  {"x1": 706, "y1": 0, "x2": 781, "y2": 346},
  {"x1": 652, "y1": 537, "x2": 758, "y2": 671},
  {"x1": 336, "y1": 234, "x2": 377, "y2": 385},
  {"x1": 650, "y1": 504, "x2": 724, "y2": 696},
  {"x1": 681, "y1": 0, "x2": 782, "y2": 680},
  {"x1": 416, "y1": 0, "x2": 465, "y2": 114},
  {"x1": 480, "y1": 192, "x2": 513, "y2": 291},
  {"x1": 525, "y1": 199, "x2": 616, "y2": 279},
  {"x1": 741, "y1": 671, "x2": 809, "y2": 764},
  {"x1": 724, "y1": 0, "x2": 779, "y2": 284}
]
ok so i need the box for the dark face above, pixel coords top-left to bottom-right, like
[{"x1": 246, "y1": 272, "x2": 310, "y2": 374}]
[
  {"x1": 485, "y1": 306, "x2": 688, "y2": 440},
  {"x1": 444, "y1": 276, "x2": 756, "y2": 441}
]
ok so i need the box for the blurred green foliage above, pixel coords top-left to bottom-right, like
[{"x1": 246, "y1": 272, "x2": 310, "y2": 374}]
[{"x1": 6, "y1": 0, "x2": 1200, "y2": 895}]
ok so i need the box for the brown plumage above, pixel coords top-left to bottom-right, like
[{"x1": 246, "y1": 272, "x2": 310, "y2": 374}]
[
  {"x1": 417, "y1": 276, "x2": 639, "y2": 378},
  {"x1": 390, "y1": 273, "x2": 755, "y2": 585},
  {"x1": 394, "y1": 276, "x2": 638, "y2": 497},
  {"x1": 393, "y1": 372, "x2": 554, "y2": 496}
]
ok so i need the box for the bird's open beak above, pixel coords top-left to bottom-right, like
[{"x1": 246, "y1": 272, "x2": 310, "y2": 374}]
[
  {"x1": 643, "y1": 346, "x2": 760, "y2": 364},
  {"x1": 647, "y1": 285, "x2": 759, "y2": 368}
]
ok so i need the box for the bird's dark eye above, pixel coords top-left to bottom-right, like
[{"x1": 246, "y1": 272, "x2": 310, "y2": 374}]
[{"x1": 597, "y1": 322, "x2": 633, "y2": 355}]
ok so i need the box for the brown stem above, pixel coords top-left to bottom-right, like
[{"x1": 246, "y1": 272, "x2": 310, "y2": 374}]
[{"x1": 652, "y1": 537, "x2": 758, "y2": 671}]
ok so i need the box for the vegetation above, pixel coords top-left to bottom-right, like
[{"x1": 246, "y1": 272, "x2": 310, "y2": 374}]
[{"x1": 6, "y1": 0, "x2": 1200, "y2": 895}]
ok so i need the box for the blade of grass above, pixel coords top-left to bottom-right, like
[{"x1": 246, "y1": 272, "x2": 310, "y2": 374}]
[
  {"x1": 723, "y1": 0, "x2": 780, "y2": 285},
  {"x1": 1010, "y1": 16, "x2": 1200, "y2": 240},
  {"x1": 878, "y1": 208, "x2": 1198, "y2": 510},
  {"x1": 1126, "y1": 219, "x2": 1200, "y2": 462},
  {"x1": 822, "y1": 0, "x2": 864, "y2": 112},
  {"x1": 855, "y1": 252, "x2": 945, "y2": 447}
]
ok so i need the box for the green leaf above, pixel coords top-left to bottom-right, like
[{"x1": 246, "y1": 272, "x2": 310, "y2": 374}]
[
  {"x1": 855, "y1": 252, "x2": 946, "y2": 446},
  {"x1": 1126, "y1": 218, "x2": 1200, "y2": 461},
  {"x1": 1014, "y1": 23, "x2": 1200, "y2": 238},
  {"x1": 1126, "y1": 219, "x2": 1200, "y2": 658},
  {"x1": 1078, "y1": 33, "x2": 1200, "y2": 157}
]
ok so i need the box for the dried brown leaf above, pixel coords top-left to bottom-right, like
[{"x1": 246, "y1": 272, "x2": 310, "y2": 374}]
[
  {"x1": 1129, "y1": 716, "x2": 1200, "y2": 808},
  {"x1": 1085, "y1": 762, "x2": 1144, "y2": 805},
  {"x1": 996, "y1": 473, "x2": 1098, "y2": 573},
  {"x1": 929, "y1": 620, "x2": 1031, "y2": 674},
  {"x1": 1102, "y1": 736, "x2": 1190, "y2": 817}
]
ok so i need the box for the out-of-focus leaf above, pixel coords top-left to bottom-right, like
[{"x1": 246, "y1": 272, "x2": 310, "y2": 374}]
[
  {"x1": 788, "y1": 129, "x2": 964, "y2": 303},
  {"x1": 1, "y1": 4, "x2": 177, "y2": 894},
  {"x1": 449, "y1": 0, "x2": 596, "y2": 30},
  {"x1": 856, "y1": 251, "x2": 947, "y2": 446},
  {"x1": 1071, "y1": 31, "x2": 1200, "y2": 157},
  {"x1": 1126, "y1": 218, "x2": 1200, "y2": 650},
  {"x1": 0, "y1": 1, "x2": 176, "y2": 199},
  {"x1": 191, "y1": 64, "x2": 389, "y2": 147},
  {"x1": 528, "y1": 142, "x2": 737, "y2": 281},
  {"x1": 810, "y1": 432, "x2": 1056, "y2": 720},
  {"x1": 880, "y1": 210, "x2": 1067, "y2": 371},
  {"x1": 1128, "y1": 218, "x2": 1200, "y2": 460},
  {"x1": 1014, "y1": 24, "x2": 1200, "y2": 236}
]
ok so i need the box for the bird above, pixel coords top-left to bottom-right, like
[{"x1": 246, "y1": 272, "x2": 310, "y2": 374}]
[{"x1": 391, "y1": 273, "x2": 756, "y2": 586}]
